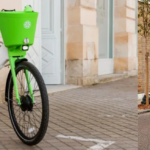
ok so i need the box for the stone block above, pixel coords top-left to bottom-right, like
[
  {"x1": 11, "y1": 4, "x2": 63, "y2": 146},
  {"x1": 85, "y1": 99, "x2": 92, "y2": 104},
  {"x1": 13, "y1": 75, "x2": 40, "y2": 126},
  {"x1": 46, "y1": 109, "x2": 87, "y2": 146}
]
[
  {"x1": 86, "y1": 42, "x2": 95, "y2": 60},
  {"x1": 126, "y1": 8, "x2": 135, "y2": 19},
  {"x1": 77, "y1": 77, "x2": 83, "y2": 85},
  {"x1": 67, "y1": 25, "x2": 83, "y2": 43},
  {"x1": 67, "y1": 26, "x2": 98, "y2": 60},
  {"x1": 91, "y1": 60, "x2": 98, "y2": 75},
  {"x1": 83, "y1": 76, "x2": 96, "y2": 86},
  {"x1": 126, "y1": 0, "x2": 136, "y2": 9},
  {"x1": 80, "y1": 0, "x2": 96, "y2": 9},
  {"x1": 68, "y1": 7, "x2": 80, "y2": 25},
  {"x1": 115, "y1": 33, "x2": 129, "y2": 44},
  {"x1": 115, "y1": 7, "x2": 126, "y2": 18},
  {"x1": 65, "y1": 59, "x2": 98, "y2": 85},
  {"x1": 83, "y1": 26, "x2": 99, "y2": 59},
  {"x1": 115, "y1": 7, "x2": 135, "y2": 19},
  {"x1": 126, "y1": 19, "x2": 135, "y2": 33},
  {"x1": 83, "y1": 26, "x2": 98, "y2": 42},
  {"x1": 83, "y1": 60, "x2": 91, "y2": 76},
  {"x1": 114, "y1": 32, "x2": 137, "y2": 58},
  {"x1": 65, "y1": 76, "x2": 78, "y2": 85},
  {"x1": 80, "y1": 7, "x2": 96, "y2": 26},
  {"x1": 115, "y1": 33, "x2": 137, "y2": 45},
  {"x1": 115, "y1": 0, "x2": 126, "y2": 7},
  {"x1": 128, "y1": 57, "x2": 138, "y2": 71},
  {"x1": 128, "y1": 33, "x2": 137, "y2": 45},
  {"x1": 114, "y1": 44, "x2": 128, "y2": 58},
  {"x1": 128, "y1": 44, "x2": 137, "y2": 57},
  {"x1": 67, "y1": 0, "x2": 80, "y2": 8},
  {"x1": 66, "y1": 75, "x2": 97, "y2": 86},
  {"x1": 65, "y1": 60, "x2": 83, "y2": 77},
  {"x1": 114, "y1": 18, "x2": 126, "y2": 33},
  {"x1": 115, "y1": 18, "x2": 135, "y2": 33},
  {"x1": 67, "y1": 0, "x2": 96, "y2": 9},
  {"x1": 85, "y1": 42, "x2": 98, "y2": 59},
  {"x1": 114, "y1": 58, "x2": 128, "y2": 72},
  {"x1": 67, "y1": 42, "x2": 84, "y2": 59},
  {"x1": 68, "y1": 7, "x2": 96, "y2": 26},
  {"x1": 67, "y1": 41, "x2": 98, "y2": 60}
]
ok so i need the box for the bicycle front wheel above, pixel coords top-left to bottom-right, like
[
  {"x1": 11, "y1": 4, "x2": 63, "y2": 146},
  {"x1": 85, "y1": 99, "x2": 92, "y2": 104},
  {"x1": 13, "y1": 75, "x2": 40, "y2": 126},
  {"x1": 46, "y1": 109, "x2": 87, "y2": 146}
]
[{"x1": 6, "y1": 61, "x2": 49, "y2": 145}]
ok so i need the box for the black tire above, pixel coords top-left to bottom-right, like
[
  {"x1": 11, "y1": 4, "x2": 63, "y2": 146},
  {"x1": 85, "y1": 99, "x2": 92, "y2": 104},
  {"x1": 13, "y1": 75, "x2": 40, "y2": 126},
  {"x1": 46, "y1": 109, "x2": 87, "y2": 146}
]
[{"x1": 6, "y1": 61, "x2": 49, "y2": 145}]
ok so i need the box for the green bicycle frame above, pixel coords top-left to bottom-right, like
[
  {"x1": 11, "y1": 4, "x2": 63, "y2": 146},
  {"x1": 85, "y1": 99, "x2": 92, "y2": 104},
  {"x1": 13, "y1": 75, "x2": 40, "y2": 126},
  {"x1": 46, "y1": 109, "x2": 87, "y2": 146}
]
[
  {"x1": 8, "y1": 46, "x2": 35, "y2": 105},
  {"x1": 0, "y1": 6, "x2": 38, "y2": 105}
]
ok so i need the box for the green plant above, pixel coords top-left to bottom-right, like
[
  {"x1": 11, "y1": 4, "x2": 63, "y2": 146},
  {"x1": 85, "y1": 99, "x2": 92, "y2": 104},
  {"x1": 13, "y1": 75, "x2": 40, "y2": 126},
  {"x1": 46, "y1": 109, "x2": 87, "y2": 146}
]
[{"x1": 138, "y1": 0, "x2": 150, "y2": 38}]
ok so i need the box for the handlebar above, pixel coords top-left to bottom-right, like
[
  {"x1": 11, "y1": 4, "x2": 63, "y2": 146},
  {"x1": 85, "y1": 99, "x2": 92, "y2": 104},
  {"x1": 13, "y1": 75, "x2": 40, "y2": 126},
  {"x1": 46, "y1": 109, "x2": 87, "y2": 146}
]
[{"x1": 1, "y1": 9, "x2": 15, "y2": 12}]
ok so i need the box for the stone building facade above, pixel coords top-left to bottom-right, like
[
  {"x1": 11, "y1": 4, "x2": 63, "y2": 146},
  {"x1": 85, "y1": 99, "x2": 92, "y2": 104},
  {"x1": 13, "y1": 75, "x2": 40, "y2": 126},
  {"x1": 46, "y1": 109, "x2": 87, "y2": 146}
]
[
  {"x1": 0, "y1": 0, "x2": 138, "y2": 102},
  {"x1": 66, "y1": 0, "x2": 138, "y2": 85}
]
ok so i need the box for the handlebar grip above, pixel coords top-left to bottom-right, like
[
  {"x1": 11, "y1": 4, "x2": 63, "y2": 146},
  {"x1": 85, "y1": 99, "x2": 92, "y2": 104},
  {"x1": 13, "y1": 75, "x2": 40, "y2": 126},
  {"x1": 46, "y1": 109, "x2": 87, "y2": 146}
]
[{"x1": 1, "y1": 9, "x2": 15, "y2": 12}]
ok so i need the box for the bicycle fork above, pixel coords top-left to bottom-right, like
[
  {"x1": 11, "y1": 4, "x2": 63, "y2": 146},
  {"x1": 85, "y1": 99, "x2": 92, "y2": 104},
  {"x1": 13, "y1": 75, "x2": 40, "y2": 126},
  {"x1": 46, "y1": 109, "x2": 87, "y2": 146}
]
[{"x1": 8, "y1": 47, "x2": 35, "y2": 105}]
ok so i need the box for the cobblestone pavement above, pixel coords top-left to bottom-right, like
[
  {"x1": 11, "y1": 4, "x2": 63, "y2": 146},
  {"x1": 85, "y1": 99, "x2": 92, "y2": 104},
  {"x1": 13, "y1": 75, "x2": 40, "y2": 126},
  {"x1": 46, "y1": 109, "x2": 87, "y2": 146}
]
[
  {"x1": 139, "y1": 112, "x2": 150, "y2": 150},
  {"x1": 0, "y1": 77, "x2": 138, "y2": 150}
]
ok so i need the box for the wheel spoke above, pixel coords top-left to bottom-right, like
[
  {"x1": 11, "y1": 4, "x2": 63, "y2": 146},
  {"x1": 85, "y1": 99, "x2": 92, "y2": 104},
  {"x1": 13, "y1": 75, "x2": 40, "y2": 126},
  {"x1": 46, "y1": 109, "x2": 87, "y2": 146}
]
[{"x1": 8, "y1": 67, "x2": 44, "y2": 139}]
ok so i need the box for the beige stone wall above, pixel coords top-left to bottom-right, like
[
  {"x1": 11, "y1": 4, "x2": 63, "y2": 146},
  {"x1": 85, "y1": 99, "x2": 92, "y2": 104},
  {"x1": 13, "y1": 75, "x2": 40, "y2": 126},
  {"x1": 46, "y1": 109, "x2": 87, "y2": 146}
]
[
  {"x1": 66, "y1": 0, "x2": 138, "y2": 86},
  {"x1": 114, "y1": 0, "x2": 138, "y2": 75},
  {"x1": 0, "y1": 0, "x2": 22, "y2": 103},
  {"x1": 66, "y1": 0, "x2": 99, "y2": 85}
]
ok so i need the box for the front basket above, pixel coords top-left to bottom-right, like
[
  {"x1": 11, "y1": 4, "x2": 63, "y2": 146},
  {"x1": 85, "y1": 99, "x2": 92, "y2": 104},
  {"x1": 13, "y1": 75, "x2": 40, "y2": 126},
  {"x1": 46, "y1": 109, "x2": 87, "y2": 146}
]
[{"x1": 0, "y1": 11, "x2": 38, "y2": 47}]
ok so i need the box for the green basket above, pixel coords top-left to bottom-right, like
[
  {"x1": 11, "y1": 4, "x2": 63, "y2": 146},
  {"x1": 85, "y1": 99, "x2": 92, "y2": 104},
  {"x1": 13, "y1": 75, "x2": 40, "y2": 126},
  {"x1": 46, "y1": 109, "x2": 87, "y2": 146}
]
[{"x1": 0, "y1": 9, "x2": 38, "y2": 48}]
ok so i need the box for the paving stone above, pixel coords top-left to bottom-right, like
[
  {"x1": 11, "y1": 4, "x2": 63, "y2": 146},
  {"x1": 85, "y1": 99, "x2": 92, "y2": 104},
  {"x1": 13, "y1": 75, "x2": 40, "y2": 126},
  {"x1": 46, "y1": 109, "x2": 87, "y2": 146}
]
[
  {"x1": 0, "y1": 77, "x2": 138, "y2": 150},
  {"x1": 139, "y1": 112, "x2": 150, "y2": 150}
]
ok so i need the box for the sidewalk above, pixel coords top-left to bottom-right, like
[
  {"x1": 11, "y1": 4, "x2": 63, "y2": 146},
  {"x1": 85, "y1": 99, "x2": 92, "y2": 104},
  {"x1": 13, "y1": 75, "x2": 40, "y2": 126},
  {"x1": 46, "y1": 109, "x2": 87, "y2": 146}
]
[
  {"x1": 139, "y1": 112, "x2": 150, "y2": 150},
  {"x1": 0, "y1": 77, "x2": 138, "y2": 150}
]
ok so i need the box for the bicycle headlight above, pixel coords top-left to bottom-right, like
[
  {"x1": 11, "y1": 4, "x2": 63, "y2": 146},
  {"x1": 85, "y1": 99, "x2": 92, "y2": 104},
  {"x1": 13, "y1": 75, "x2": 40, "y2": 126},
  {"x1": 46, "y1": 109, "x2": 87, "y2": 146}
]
[{"x1": 22, "y1": 45, "x2": 29, "y2": 51}]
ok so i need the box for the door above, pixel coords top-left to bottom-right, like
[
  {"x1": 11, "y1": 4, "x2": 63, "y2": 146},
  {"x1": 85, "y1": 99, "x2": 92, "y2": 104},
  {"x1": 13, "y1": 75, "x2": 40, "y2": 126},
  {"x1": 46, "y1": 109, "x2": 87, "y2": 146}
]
[
  {"x1": 41, "y1": 0, "x2": 61, "y2": 84},
  {"x1": 22, "y1": 0, "x2": 42, "y2": 72},
  {"x1": 97, "y1": 0, "x2": 114, "y2": 75}
]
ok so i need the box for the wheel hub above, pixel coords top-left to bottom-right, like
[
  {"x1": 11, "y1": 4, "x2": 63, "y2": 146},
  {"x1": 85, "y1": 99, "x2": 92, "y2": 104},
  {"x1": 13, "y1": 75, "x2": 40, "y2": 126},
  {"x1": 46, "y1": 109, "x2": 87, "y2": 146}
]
[{"x1": 20, "y1": 95, "x2": 33, "y2": 111}]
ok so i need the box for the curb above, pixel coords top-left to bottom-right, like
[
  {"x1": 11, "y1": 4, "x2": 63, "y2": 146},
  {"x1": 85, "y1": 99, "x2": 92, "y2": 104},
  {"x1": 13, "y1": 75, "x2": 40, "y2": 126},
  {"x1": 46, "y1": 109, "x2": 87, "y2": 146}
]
[
  {"x1": 47, "y1": 86, "x2": 82, "y2": 96},
  {"x1": 138, "y1": 109, "x2": 150, "y2": 114}
]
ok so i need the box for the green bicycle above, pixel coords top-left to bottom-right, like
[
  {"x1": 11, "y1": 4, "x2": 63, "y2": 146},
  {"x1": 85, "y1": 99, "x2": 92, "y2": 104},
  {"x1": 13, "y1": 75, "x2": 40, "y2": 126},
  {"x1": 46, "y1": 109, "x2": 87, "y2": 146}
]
[{"x1": 0, "y1": 6, "x2": 49, "y2": 145}]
